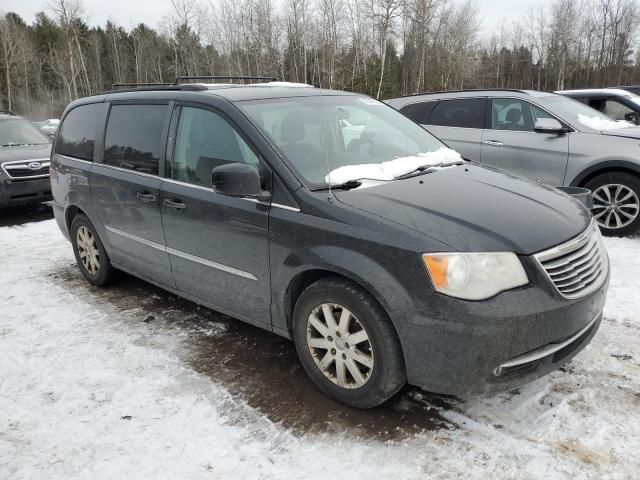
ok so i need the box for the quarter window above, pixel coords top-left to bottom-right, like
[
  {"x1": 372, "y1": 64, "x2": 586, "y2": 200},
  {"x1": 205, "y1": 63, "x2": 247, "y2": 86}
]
[
  {"x1": 429, "y1": 98, "x2": 485, "y2": 129},
  {"x1": 55, "y1": 103, "x2": 103, "y2": 160},
  {"x1": 103, "y1": 104, "x2": 167, "y2": 175},
  {"x1": 172, "y1": 106, "x2": 259, "y2": 187}
]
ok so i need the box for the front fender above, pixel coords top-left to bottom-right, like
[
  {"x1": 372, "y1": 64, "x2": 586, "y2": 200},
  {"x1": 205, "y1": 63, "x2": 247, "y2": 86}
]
[{"x1": 270, "y1": 244, "x2": 440, "y2": 337}]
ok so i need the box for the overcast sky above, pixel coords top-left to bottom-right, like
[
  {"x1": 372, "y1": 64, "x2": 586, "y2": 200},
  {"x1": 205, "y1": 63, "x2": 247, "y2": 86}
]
[{"x1": 4, "y1": 0, "x2": 545, "y2": 36}]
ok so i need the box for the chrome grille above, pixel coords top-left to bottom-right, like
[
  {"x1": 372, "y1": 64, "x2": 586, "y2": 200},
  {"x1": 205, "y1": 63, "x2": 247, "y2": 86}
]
[
  {"x1": 1, "y1": 159, "x2": 50, "y2": 180},
  {"x1": 534, "y1": 222, "x2": 609, "y2": 299}
]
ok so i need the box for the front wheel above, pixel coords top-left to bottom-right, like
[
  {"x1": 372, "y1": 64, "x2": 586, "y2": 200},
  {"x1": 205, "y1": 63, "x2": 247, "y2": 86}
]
[
  {"x1": 586, "y1": 172, "x2": 640, "y2": 237},
  {"x1": 292, "y1": 277, "x2": 406, "y2": 409}
]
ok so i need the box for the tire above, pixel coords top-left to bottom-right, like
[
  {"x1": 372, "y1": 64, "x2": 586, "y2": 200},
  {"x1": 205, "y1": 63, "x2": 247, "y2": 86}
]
[
  {"x1": 292, "y1": 276, "x2": 406, "y2": 409},
  {"x1": 585, "y1": 172, "x2": 640, "y2": 237},
  {"x1": 70, "y1": 213, "x2": 117, "y2": 286}
]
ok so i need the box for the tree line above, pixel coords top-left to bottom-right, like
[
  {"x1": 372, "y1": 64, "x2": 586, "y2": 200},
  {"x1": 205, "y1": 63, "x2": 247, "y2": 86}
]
[{"x1": 1, "y1": 0, "x2": 639, "y2": 118}]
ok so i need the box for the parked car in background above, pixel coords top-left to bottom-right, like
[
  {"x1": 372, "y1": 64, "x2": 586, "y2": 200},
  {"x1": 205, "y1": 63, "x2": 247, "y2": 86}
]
[
  {"x1": 33, "y1": 118, "x2": 60, "y2": 140},
  {"x1": 388, "y1": 89, "x2": 640, "y2": 236},
  {"x1": 51, "y1": 81, "x2": 607, "y2": 408},
  {"x1": 556, "y1": 88, "x2": 640, "y2": 125},
  {"x1": 613, "y1": 85, "x2": 640, "y2": 95},
  {"x1": 0, "y1": 113, "x2": 52, "y2": 207}
]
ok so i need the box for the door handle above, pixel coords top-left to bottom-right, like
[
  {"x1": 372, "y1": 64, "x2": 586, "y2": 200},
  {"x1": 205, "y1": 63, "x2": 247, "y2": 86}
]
[
  {"x1": 163, "y1": 198, "x2": 186, "y2": 210},
  {"x1": 483, "y1": 140, "x2": 504, "y2": 147},
  {"x1": 136, "y1": 191, "x2": 156, "y2": 203}
]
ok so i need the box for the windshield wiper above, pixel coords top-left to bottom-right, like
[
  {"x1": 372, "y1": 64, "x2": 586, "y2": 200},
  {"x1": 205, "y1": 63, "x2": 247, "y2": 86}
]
[
  {"x1": 395, "y1": 161, "x2": 464, "y2": 180},
  {"x1": 311, "y1": 180, "x2": 362, "y2": 191}
]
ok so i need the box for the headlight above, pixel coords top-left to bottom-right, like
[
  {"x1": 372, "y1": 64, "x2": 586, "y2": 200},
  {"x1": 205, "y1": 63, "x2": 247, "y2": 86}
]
[{"x1": 423, "y1": 252, "x2": 528, "y2": 300}]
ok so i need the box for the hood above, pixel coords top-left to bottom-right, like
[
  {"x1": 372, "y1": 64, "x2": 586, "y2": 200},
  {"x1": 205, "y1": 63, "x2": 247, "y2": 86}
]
[
  {"x1": 335, "y1": 164, "x2": 591, "y2": 255},
  {"x1": 600, "y1": 126, "x2": 640, "y2": 139},
  {"x1": 0, "y1": 143, "x2": 51, "y2": 163}
]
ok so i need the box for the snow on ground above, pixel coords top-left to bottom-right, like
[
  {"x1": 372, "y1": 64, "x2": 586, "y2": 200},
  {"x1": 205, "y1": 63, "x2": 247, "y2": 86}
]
[{"x1": 0, "y1": 219, "x2": 639, "y2": 479}]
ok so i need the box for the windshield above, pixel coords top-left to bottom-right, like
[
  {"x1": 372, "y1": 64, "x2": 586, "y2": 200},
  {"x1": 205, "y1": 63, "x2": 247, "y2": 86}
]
[
  {"x1": 238, "y1": 95, "x2": 453, "y2": 188},
  {"x1": 0, "y1": 118, "x2": 50, "y2": 147},
  {"x1": 539, "y1": 95, "x2": 632, "y2": 131}
]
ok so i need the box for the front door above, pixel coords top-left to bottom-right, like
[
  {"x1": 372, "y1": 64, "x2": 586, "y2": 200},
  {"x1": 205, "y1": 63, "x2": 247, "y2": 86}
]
[
  {"x1": 480, "y1": 98, "x2": 569, "y2": 186},
  {"x1": 160, "y1": 104, "x2": 270, "y2": 326},
  {"x1": 91, "y1": 102, "x2": 174, "y2": 286}
]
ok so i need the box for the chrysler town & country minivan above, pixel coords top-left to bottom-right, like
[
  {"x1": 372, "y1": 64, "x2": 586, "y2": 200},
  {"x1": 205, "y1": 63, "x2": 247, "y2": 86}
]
[{"x1": 50, "y1": 81, "x2": 609, "y2": 408}]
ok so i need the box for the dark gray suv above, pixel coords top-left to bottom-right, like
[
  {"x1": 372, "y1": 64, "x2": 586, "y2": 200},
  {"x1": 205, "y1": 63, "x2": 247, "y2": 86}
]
[
  {"x1": 50, "y1": 82, "x2": 609, "y2": 408},
  {"x1": 388, "y1": 89, "x2": 640, "y2": 236}
]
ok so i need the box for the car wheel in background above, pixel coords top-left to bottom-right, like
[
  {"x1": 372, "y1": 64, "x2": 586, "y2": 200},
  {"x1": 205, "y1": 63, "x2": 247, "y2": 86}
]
[
  {"x1": 70, "y1": 213, "x2": 117, "y2": 286},
  {"x1": 292, "y1": 276, "x2": 406, "y2": 409},
  {"x1": 586, "y1": 172, "x2": 640, "y2": 237}
]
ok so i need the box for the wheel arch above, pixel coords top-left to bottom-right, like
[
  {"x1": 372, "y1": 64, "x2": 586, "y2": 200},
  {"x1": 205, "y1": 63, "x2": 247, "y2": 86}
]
[
  {"x1": 569, "y1": 160, "x2": 640, "y2": 187},
  {"x1": 283, "y1": 268, "x2": 391, "y2": 335}
]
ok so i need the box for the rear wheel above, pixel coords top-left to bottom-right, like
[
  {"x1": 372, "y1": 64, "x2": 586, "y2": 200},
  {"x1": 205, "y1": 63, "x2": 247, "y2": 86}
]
[
  {"x1": 71, "y1": 214, "x2": 117, "y2": 286},
  {"x1": 292, "y1": 277, "x2": 406, "y2": 409},
  {"x1": 586, "y1": 172, "x2": 640, "y2": 237}
]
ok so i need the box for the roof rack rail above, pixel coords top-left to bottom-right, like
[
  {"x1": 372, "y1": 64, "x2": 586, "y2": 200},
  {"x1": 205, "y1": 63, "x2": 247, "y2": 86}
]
[
  {"x1": 398, "y1": 88, "x2": 529, "y2": 98},
  {"x1": 174, "y1": 75, "x2": 278, "y2": 85},
  {"x1": 112, "y1": 82, "x2": 173, "y2": 89},
  {"x1": 106, "y1": 83, "x2": 209, "y2": 94}
]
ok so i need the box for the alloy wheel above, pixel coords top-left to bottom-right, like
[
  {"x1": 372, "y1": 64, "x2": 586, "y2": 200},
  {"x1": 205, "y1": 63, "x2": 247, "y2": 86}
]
[
  {"x1": 592, "y1": 184, "x2": 639, "y2": 230},
  {"x1": 306, "y1": 303, "x2": 374, "y2": 389},
  {"x1": 76, "y1": 225, "x2": 100, "y2": 275}
]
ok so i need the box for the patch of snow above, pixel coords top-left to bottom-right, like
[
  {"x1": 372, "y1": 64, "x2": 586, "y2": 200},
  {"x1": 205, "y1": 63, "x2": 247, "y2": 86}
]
[
  {"x1": 577, "y1": 114, "x2": 633, "y2": 130},
  {"x1": 1, "y1": 220, "x2": 639, "y2": 479},
  {"x1": 325, "y1": 147, "x2": 463, "y2": 185},
  {"x1": 264, "y1": 81, "x2": 314, "y2": 88}
]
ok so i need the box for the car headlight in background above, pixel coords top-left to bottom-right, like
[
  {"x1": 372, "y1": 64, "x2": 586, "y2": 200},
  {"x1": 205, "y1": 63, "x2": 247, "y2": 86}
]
[{"x1": 423, "y1": 252, "x2": 528, "y2": 300}]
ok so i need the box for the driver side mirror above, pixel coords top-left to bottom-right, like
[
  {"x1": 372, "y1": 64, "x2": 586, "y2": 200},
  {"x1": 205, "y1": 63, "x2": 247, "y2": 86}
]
[
  {"x1": 534, "y1": 118, "x2": 566, "y2": 134},
  {"x1": 624, "y1": 111, "x2": 640, "y2": 125},
  {"x1": 212, "y1": 163, "x2": 270, "y2": 202}
]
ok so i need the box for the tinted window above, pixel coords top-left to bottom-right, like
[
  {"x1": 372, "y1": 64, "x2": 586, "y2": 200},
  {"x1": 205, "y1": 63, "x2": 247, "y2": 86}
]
[
  {"x1": 490, "y1": 99, "x2": 556, "y2": 131},
  {"x1": 104, "y1": 104, "x2": 167, "y2": 175},
  {"x1": 55, "y1": 104, "x2": 102, "y2": 160},
  {"x1": 172, "y1": 107, "x2": 259, "y2": 187},
  {"x1": 399, "y1": 101, "x2": 436, "y2": 124},
  {"x1": 429, "y1": 98, "x2": 484, "y2": 128}
]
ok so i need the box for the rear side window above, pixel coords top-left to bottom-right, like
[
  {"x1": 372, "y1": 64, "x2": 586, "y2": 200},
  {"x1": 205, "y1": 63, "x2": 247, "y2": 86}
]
[
  {"x1": 429, "y1": 98, "x2": 485, "y2": 128},
  {"x1": 55, "y1": 103, "x2": 102, "y2": 160},
  {"x1": 104, "y1": 104, "x2": 167, "y2": 175},
  {"x1": 399, "y1": 101, "x2": 436, "y2": 124}
]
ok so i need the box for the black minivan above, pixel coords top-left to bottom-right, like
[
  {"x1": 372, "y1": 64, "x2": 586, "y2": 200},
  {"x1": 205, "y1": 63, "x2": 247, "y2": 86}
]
[{"x1": 50, "y1": 81, "x2": 609, "y2": 408}]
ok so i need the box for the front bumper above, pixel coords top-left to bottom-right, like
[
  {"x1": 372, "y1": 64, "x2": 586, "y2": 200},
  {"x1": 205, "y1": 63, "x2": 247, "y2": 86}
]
[
  {"x1": 392, "y1": 274, "x2": 608, "y2": 397},
  {"x1": 0, "y1": 177, "x2": 52, "y2": 207}
]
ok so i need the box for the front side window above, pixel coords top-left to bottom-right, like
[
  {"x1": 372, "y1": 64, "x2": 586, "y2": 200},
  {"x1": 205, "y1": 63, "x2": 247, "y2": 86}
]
[
  {"x1": 55, "y1": 104, "x2": 102, "y2": 160},
  {"x1": 238, "y1": 95, "x2": 449, "y2": 188},
  {"x1": 104, "y1": 104, "x2": 167, "y2": 175},
  {"x1": 490, "y1": 99, "x2": 555, "y2": 131},
  {"x1": 604, "y1": 99, "x2": 634, "y2": 121},
  {"x1": 429, "y1": 98, "x2": 485, "y2": 129},
  {"x1": 171, "y1": 107, "x2": 259, "y2": 187}
]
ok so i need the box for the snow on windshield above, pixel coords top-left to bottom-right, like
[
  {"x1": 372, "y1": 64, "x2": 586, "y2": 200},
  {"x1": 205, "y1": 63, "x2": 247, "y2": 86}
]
[
  {"x1": 577, "y1": 114, "x2": 633, "y2": 130},
  {"x1": 325, "y1": 147, "x2": 462, "y2": 185}
]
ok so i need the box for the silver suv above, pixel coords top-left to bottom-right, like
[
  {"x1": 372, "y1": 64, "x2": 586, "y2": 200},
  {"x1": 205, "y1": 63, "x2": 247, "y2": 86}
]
[{"x1": 388, "y1": 89, "x2": 640, "y2": 236}]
